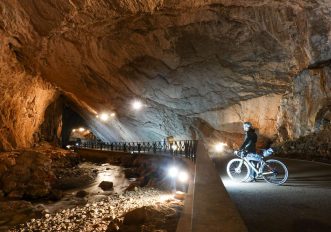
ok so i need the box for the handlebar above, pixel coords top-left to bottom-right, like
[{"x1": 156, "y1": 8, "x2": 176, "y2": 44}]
[{"x1": 234, "y1": 149, "x2": 246, "y2": 158}]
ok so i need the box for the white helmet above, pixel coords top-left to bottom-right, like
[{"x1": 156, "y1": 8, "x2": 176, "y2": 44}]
[{"x1": 243, "y1": 122, "x2": 252, "y2": 130}]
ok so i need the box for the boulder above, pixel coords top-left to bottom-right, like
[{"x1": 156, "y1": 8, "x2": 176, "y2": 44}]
[
  {"x1": 76, "y1": 190, "x2": 89, "y2": 198},
  {"x1": 125, "y1": 183, "x2": 139, "y2": 192},
  {"x1": 98, "y1": 181, "x2": 114, "y2": 191},
  {"x1": 123, "y1": 207, "x2": 148, "y2": 225},
  {"x1": 106, "y1": 221, "x2": 119, "y2": 232}
]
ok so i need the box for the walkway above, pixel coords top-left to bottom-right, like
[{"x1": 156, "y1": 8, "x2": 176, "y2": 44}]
[{"x1": 213, "y1": 154, "x2": 331, "y2": 232}]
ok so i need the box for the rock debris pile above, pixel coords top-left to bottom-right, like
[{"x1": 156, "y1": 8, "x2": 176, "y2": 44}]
[{"x1": 276, "y1": 126, "x2": 331, "y2": 163}]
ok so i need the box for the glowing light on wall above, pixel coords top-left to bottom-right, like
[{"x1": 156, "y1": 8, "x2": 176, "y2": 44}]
[
  {"x1": 214, "y1": 142, "x2": 227, "y2": 152},
  {"x1": 132, "y1": 100, "x2": 143, "y2": 110},
  {"x1": 100, "y1": 113, "x2": 109, "y2": 121}
]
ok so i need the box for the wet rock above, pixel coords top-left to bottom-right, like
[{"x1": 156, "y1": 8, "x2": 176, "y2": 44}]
[
  {"x1": 0, "y1": 200, "x2": 36, "y2": 227},
  {"x1": 48, "y1": 189, "x2": 64, "y2": 201},
  {"x1": 54, "y1": 169, "x2": 96, "y2": 190},
  {"x1": 106, "y1": 221, "x2": 119, "y2": 232},
  {"x1": 10, "y1": 188, "x2": 183, "y2": 232},
  {"x1": 76, "y1": 190, "x2": 88, "y2": 198},
  {"x1": 125, "y1": 183, "x2": 139, "y2": 192},
  {"x1": 99, "y1": 181, "x2": 114, "y2": 191},
  {"x1": 123, "y1": 207, "x2": 147, "y2": 225},
  {"x1": 124, "y1": 168, "x2": 138, "y2": 179}
]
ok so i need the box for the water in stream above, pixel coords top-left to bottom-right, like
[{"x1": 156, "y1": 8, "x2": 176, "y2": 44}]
[
  {"x1": 0, "y1": 162, "x2": 132, "y2": 231},
  {"x1": 40, "y1": 162, "x2": 131, "y2": 213}
]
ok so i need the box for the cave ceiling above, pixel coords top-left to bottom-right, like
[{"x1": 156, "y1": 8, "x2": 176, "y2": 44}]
[{"x1": 1, "y1": 0, "x2": 331, "y2": 142}]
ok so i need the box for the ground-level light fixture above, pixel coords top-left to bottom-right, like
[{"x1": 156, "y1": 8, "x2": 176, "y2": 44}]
[
  {"x1": 110, "y1": 112, "x2": 116, "y2": 117},
  {"x1": 78, "y1": 127, "x2": 85, "y2": 132},
  {"x1": 72, "y1": 129, "x2": 76, "y2": 132},
  {"x1": 178, "y1": 171, "x2": 189, "y2": 183},
  {"x1": 167, "y1": 166, "x2": 189, "y2": 183},
  {"x1": 171, "y1": 144, "x2": 178, "y2": 150},
  {"x1": 214, "y1": 142, "x2": 227, "y2": 152},
  {"x1": 168, "y1": 166, "x2": 179, "y2": 178},
  {"x1": 132, "y1": 100, "x2": 143, "y2": 110}
]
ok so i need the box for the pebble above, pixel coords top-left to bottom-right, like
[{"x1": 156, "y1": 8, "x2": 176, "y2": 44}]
[{"x1": 9, "y1": 188, "x2": 178, "y2": 232}]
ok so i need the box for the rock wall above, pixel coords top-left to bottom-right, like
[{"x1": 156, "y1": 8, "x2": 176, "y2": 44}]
[
  {"x1": 0, "y1": 0, "x2": 331, "y2": 150},
  {"x1": 0, "y1": 143, "x2": 79, "y2": 199},
  {"x1": 275, "y1": 64, "x2": 331, "y2": 161},
  {"x1": 0, "y1": 36, "x2": 58, "y2": 150},
  {"x1": 277, "y1": 65, "x2": 331, "y2": 141},
  {"x1": 0, "y1": 71, "x2": 58, "y2": 151},
  {"x1": 196, "y1": 94, "x2": 282, "y2": 145},
  {"x1": 276, "y1": 126, "x2": 331, "y2": 162}
]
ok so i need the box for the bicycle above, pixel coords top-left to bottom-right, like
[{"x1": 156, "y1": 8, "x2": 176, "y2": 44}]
[{"x1": 226, "y1": 148, "x2": 288, "y2": 185}]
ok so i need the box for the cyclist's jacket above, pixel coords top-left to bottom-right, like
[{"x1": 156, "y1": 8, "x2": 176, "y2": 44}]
[{"x1": 240, "y1": 128, "x2": 257, "y2": 153}]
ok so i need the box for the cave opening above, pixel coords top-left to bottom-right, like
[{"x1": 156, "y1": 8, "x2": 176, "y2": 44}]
[{"x1": 1, "y1": 1, "x2": 331, "y2": 231}]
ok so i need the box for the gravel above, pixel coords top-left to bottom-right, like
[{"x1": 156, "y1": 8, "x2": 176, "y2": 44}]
[{"x1": 9, "y1": 188, "x2": 182, "y2": 232}]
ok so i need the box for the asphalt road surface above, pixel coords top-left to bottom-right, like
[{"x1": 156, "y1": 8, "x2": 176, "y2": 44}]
[{"x1": 213, "y1": 154, "x2": 331, "y2": 232}]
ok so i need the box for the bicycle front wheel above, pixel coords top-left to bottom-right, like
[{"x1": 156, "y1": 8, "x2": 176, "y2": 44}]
[
  {"x1": 227, "y1": 158, "x2": 250, "y2": 182},
  {"x1": 261, "y1": 159, "x2": 288, "y2": 185}
]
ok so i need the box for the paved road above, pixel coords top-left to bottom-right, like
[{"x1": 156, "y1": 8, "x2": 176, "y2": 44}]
[{"x1": 213, "y1": 154, "x2": 331, "y2": 232}]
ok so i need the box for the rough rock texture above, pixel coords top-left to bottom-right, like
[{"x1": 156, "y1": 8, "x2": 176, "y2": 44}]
[
  {"x1": 275, "y1": 65, "x2": 331, "y2": 160},
  {"x1": 0, "y1": 0, "x2": 331, "y2": 151},
  {"x1": 0, "y1": 143, "x2": 80, "y2": 199},
  {"x1": 277, "y1": 66, "x2": 331, "y2": 141},
  {"x1": 10, "y1": 188, "x2": 182, "y2": 232},
  {"x1": 0, "y1": 3, "x2": 59, "y2": 150},
  {"x1": 276, "y1": 125, "x2": 331, "y2": 162}
]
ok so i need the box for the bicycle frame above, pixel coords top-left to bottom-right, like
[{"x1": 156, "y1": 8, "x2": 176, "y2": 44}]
[
  {"x1": 228, "y1": 149, "x2": 288, "y2": 185},
  {"x1": 239, "y1": 157, "x2": 274, "y2": 177}
]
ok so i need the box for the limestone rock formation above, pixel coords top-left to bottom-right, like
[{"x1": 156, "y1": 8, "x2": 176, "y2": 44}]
[
  {"x1": 277, "y1": 66, "x2": 331, "y2": 141},
  {"x1": 0, "y1": 0, "x2": 330, "y2": 154},
  {"x1": 0, "y1": 143, "x2": 80, "y2": 199}
]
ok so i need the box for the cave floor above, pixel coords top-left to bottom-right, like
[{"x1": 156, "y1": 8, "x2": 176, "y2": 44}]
[{"x1": 214, "y1": 155, "x2": 331, "y2": 232}]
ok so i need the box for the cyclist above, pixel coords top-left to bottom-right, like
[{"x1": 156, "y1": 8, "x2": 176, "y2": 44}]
[
  {"x1": 240, "y1": 122, "x2": 257, "y2": 153},
  {"x1": 240, "y1": 122, "x2": 258, "y2": 181}
]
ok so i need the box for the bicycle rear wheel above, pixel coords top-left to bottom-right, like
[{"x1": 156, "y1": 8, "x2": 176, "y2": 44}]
[
  {"x1": 227, "y1": 158, "x2": 250, "y2": 182},
  {"x1": 261, "y1": 159, "x2": 288, "y2": 185}
]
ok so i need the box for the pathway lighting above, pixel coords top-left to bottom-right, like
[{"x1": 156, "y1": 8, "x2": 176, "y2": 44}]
[
  {"x1": 168, "y1": 166, "x2": 179, "y2": 178},
  {"x1": 132, "y1": 100, "x2": 143, "y2": 110},
  {"x1": 178, "y1": 171, "x2": 189, "y2": 183},
  {"x1": 100, "y1": 113, "x2": 109, "y2": 121},
  {"x1": 171, "y1": 144, "x2": 178, "y2": 150},
  {"x1": 79, "y1": 127, "x2": 85, "y2": 132},
  {"x1": 110, "y1": 112, "x2": 116, "y2": 117},
  {"x1": 214, "y1": 142, "x2": 227, "y2": 152},
  {"x1": 72, "y1": 129, "x2": 76, "y2": 132}
]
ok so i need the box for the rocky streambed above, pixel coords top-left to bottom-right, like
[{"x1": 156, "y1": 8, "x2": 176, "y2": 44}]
[
  {"x1": 9, "y1": 188, "x2": 182, "y2": 232},
  {"x1": 0, "y1": 144, "x2": 185, "y2": 232}
]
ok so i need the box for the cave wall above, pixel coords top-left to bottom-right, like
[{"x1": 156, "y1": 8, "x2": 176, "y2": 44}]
[
  {"x1": 0, "y1": 0, "x2": 331, "y2": 152},
  {"x1": 197, "y1": 94, "x2": 282, "y2": 137},
  {"x1": 0, "y1": 33, "x2": 58, "y2": 150},
  {"x1": 39, "y1": 96, "x2": 64, "y2": 146},
  {"x1": 277, "y1": 65, "x2": 331, "y2": 142}
]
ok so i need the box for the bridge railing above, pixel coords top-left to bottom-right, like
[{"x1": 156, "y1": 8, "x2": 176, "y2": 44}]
[{"x1": 77, "y1": 140, "x2": 198, "y2": 162}]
